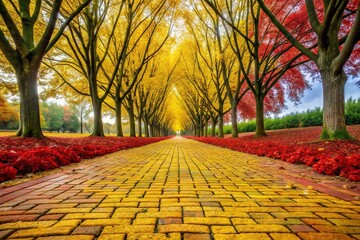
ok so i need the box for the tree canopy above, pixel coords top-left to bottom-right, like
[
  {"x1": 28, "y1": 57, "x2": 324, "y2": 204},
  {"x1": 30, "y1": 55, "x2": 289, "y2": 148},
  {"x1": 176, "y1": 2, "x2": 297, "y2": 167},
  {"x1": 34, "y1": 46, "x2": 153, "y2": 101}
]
[{"x1": 0, "y1": 0, "x2": 359, "y2": 139}]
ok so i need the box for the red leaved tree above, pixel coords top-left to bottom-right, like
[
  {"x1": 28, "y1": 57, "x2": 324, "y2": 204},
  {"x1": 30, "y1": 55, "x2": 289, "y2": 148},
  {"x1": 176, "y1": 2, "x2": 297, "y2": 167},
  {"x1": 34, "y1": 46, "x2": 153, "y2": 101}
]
[
  {"x1": 257, "y1": 0, "x2": 360, "y2": 140},
  {"x1": 202, "y1": 0, "x2": 311, "y2": 137}
]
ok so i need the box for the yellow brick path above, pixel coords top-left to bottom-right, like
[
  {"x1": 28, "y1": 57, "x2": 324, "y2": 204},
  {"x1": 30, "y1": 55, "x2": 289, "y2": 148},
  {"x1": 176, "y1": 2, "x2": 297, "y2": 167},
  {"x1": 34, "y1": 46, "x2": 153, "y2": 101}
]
[{"x1": 0, "y1": 137, "x2": 359, "y2": 240}]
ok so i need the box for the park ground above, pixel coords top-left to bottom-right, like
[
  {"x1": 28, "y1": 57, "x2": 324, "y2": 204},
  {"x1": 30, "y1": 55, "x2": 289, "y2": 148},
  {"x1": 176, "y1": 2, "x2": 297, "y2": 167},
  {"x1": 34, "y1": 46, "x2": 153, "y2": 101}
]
[{"x1": 0, "y1": 137, "x2": 359, "y2": 240}]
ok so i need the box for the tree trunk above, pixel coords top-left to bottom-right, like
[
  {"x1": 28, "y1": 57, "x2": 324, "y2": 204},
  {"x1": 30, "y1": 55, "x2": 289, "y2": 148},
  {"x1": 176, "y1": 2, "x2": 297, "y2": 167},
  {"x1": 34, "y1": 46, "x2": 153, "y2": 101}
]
[
  {"x1": 196, "y1": 122, "x2": 200, "y2": 137},
  {"x1": 231, "y1": 101, "x2": 239, "y2": 138},
  {"x1": 127, "y1": 101, "x2": 136, "y2": 137},
  {"x1": 137, "y1": 115, "x2": 142, "y2": 137},
  {"x1": 218, "y1": 113, "x2": 224, "y2": 138},
  {"x1": 92, "y1": 99, "x2": 104, "y2": 136},
  {"x1": 211, "y1": 118, "x2": 216, "y2": 137},
  {"x1": 16, "y1": 65, "x2": 43, "y2": 138},
  {"x1": 255, "y1": 96, "x2": 266, "y2": 137},
  {"x1": 150, "y1": 124, "x2": 154, "y2": 137},
  {"x1": 155, "y1": 126, "x2": 160, "y2": 137},
  {"x1": 204, "y1": 118, "x2": 208, "y2": 137},
  {"x1": 199, "y1": 113, "x2": 204, "y2": 136},
  {"x1": 144, "y1": 117, "x2": 149, "y2": 137},
  {"x1": 155, "y1": 125, "x2": 158, "y2": 137},
  {"x1": 80, "y1": 114, "x2": 83, "y2": 134},
  {"x1": 320, "y1": 70, "x2": 351, "y2": 140},
  {"x1": 115, "y1": 99, "x2": 123, "y2": 137}
]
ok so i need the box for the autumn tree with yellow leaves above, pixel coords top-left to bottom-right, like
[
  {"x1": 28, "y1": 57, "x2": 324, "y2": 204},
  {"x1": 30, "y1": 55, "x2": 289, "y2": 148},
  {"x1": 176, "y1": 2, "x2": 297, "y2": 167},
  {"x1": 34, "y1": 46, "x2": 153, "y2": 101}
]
[{"x1": 0, "y1": 0, "x2": 91, "y2": 137}]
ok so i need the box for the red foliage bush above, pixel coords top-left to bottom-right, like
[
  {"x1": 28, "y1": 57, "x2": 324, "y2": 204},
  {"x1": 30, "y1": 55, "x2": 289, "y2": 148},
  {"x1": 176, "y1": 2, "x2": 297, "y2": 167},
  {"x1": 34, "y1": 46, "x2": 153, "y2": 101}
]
[
  {"x1": 0, "y1": 136, "x2": 168, "y2": 182},
  {"x1": 0, "y1": 162, "x2": 17, "y2": 182},
  {"x1": 189, "y1": 126, "x2": 360, "y2": 181},
  {"x1": 0, "y1": 150, "x2": 18, "y2": 164},
  {"x1": 13, "y1": 149, "x2": 59, "y2": 173}
]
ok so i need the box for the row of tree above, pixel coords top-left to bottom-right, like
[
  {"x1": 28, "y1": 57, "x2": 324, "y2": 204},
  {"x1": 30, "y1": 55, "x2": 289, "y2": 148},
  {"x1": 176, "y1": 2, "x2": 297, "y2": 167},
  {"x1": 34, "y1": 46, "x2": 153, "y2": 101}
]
[
  {"x1": 177, "y1": 0, "x2": 359, "y2": 139},
  {"x1": 0, "y1": 0, "x2": 359, "y2": 140},
  {"x1": 0, "y1": 0, "x2": 178, "y2": 138}
]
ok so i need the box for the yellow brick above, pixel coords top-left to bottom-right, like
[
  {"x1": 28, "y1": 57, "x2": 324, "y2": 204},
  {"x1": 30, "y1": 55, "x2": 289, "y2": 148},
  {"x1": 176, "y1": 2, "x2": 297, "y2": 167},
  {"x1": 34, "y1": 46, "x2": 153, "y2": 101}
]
[
  {"x1": 180, "y1": 198, "x2": 200, "y2": 202},
  {"x1": 256, "y1": 218, "x2": 303, "y2": 225},
  {"x1": 231, "y1": 218, "x2": 257, "y2": 225},
  {"x1": 235, "y1": 224, "x2": 290, "y2": 233},
  {"x1": 344, "y1": 214, "x2": 360, "y2": 219},
  {"x1": 221, "y1": 201, "x2": 258, "y2": 207},
  {"x1": 161, "y1": 202, "x2": 200, "y2": 207},
  {"x1": 102, "y1": 225, "x2": 154, "y2": 234},
  {"x1": 315, "y1": 212, "x2": 346, "y2": 218},
  {"x1": 139, "y1": 202, "x2": 159, "y2": 208},
  {"x1": 81, "y1": 219, "x2": 131, "y2": 226},
  {"x1": 203, "y1": 207, "x2": 223, "y2": 211},
  {"x1": 328, "y1": 219, "x2": 360, "y2": 226},
  {"x1": 258, "y1": 202, "x2": 320, "y2": 207},
  {"x1": 301, "y1": 218, "x2": 332, "y2": 225},
  {"x1": 92, "y1": 208, "x2": 114, "y2": 213},
  {"x1": 10, "y1": 227, "x2": 74, "y2": 238},
  {"x1": 269, "y1": 233, "x2": 301, "y2": 240},
  {"x1": 112, "y1": 211, "x2": 137, "y2": 219},
  {"x1": 127, "y1": 233, "x2": 181, "y2": 240},
  {"x1": 5, "y1": 238, "x2": 32, "y2": 240},
  {"x1": 97, "y1": 234, "x2": 125, "y2": 240},
  {"x1": 272, "y1": 212, "x2": 317, "y2": 218},
  {"x1": 63, "y1": 213, "x2": 111, "y2": 219},
  {"x1": 183, "y1": 207, "x2": 203, "y2": 212},
  {"x1": 249, "y1": 213, "x2": 273, "y2": 219},
  {"x1": 224, "y1": 207, "x2": 285, "y2": 213},
  {"x1": 53, "y1": 220, "x2": 81, "y2": 228},
  {"x1": 294, "y1": 199, "x2": 331, "y2": 203},
  {"x1": 158, "y1": 224, "x2": 209, "y2": 233},
  {"x1": 211, "y1": 226, "x2": 236, "y2": 234},
  {"x1": 205, "y1": 211, "x2": 248, "y2": 218},
  {"x1": 137, "y1": 212, "x2": 182, "y2": 218},
  {"x1": 99, "y1": 202, "x2": 138, "y2": 207},
  {"x1": 0, "y1": 221, "x2": 56, "y2": 230},
  {"x1": 213, "y1": 233, "x2": 271, "y2": 240},
  {"x1": 298, "y1": 233, "x2": 354, "y2": 240},
  {"x1": 37, "y1": 236, "x2": 94, "y2": 240},
  {"x1": 184, "y1": 217, "x2": 231, "y2": 225},
  {"x1": 48, "y1": 208, "x2": 93, "y2": 214},
  {"x1": 285, "y1": 207, "x2": 355, "y2": 213},
  {"x1": 132, "y1": 218, "x2": 157, "y2": 225},
  {"x1": 312, "y1": 225, "x2": 360, "y2": 234}
]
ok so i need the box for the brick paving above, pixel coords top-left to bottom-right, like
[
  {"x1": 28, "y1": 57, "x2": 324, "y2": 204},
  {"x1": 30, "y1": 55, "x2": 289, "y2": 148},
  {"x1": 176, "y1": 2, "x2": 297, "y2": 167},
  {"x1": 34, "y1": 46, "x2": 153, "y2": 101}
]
[{"x1": 0, "y1": 137, "x2": 359, "y2": 240}]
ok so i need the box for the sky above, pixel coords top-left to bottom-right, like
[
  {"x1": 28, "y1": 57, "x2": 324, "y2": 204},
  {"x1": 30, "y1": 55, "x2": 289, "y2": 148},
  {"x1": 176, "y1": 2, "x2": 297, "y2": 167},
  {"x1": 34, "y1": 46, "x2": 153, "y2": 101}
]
[{"x1": 281, "y1": 77, "x2": 360, "y2": 116}]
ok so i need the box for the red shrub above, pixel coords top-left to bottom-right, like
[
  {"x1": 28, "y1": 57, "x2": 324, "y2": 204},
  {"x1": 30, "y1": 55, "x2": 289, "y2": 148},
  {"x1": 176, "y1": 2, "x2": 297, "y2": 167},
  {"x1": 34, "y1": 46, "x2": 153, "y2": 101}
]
[
  {"x1": 0, "y1": 162, "x2": 17, "y2": 182},
  {"x1": 312, "y1": 155, "x2": 346, "y2": 176},
  {"x1": 0, "y1": 150, "x2": 18, "y2": 164},
  {"x1": 13, "y1": 149, "x2": 59, "y2": 173}
]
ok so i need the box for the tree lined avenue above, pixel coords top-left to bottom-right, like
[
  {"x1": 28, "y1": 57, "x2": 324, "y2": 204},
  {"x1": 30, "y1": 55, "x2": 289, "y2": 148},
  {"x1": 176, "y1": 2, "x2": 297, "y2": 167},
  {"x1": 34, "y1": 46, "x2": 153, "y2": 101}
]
[{"x1": 0, "y1": 0, "x2": 359, "y2": 140}]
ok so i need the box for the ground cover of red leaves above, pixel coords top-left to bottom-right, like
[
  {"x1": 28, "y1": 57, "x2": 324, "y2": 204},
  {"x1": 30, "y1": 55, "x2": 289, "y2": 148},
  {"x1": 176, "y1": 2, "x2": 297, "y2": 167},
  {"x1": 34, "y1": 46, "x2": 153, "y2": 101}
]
[
  {"x1": 0, "y1": 136, "x2": 168, "y2": 183},
  {"x1": 188, "y1": 126, "x2": 360, "y2": 181}
]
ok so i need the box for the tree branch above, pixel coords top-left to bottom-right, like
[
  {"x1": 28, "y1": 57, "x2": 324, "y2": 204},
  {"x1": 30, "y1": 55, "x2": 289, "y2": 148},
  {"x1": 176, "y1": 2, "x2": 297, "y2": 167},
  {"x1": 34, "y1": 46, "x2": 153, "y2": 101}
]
[
  {"x1": 44, "y1": 0, "x2": 91, "y2": 53},
  {"x1": 305, "y1": 0, "x2": 322, "y2": 34},
  {"x1": 257, "y1": 0, "x2": 317, "y2": 61},
  {"x1": 333, "y1": 2, "x2": 360, "y2": 73},
  {"x1": 0, "y1": 0, "x2": 28, "y2": 56}
]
